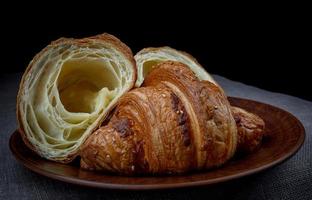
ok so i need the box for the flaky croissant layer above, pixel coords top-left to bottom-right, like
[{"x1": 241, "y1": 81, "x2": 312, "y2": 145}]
[
  {"x1": 17, "y1": 33, "x2": 137, "y2": 163},
  {"x1": 80, "y1": 61, "x2": 265, "y2": 175}
]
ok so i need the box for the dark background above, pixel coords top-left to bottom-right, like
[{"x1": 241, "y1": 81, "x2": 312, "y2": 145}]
[{"x1": 1, "y1": 6, "x2": 310, "y2": 100}]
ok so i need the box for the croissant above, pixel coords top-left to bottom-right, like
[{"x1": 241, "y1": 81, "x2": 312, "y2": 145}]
[
  {"x1": 135, "y1": 47, "x2": 217, "y2": 87},
  {"x1": 80, "y1": 61, "x2": 265, "y2": 175},
  {"x1": 135, "y1": 46, "x2": 265, "y2": 152},
  {"x1": 17, "y1": 33, "x2": 136, "y2": 163}
]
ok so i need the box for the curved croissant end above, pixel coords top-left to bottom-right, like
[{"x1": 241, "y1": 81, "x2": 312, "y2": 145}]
[
  {"x1": 134, "y1": 46, "x2": 217, "y2": 87},
  {"x1": 17, "y1": 33, "x2": 136, "y2": 163}
]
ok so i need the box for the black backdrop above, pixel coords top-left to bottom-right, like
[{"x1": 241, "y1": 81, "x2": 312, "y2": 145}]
[{"x1": 1, "y1": 8, "x2": 310, "y2": 100}]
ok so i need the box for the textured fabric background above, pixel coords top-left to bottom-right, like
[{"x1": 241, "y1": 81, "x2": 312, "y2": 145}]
[{"x1": 1, "y1": 73, "x2": 311, "y2": 200}]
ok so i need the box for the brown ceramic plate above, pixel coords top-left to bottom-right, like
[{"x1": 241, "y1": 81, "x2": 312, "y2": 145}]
[{"x1": 9, "y1": 97, "x2": 305, "y2": 190}]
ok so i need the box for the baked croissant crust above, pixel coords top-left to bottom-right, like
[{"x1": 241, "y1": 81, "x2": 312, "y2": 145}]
[
  {"x1": 17, "y1": 33, "x2": 136, "y2": 163},
  {"x1": 80, "y1": 61, "x2": 242, "y2": 174}
]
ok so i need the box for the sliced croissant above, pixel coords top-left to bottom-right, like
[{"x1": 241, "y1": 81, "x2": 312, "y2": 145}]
[
  {"x1": 17, "y1": 33, "x2": 136, "y2": 163},
  {"x1": 80, "y1": 61, "x2": 238, "y2": 174},
  {"x1": 134, "y1": 47, "x2": 217, "y2": 87}
]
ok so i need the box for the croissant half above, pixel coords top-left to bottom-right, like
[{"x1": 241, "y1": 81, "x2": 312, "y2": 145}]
[
  {"x1": 17, "y1": 33, "x2": 136, "y2": 163},
  {"x1": 80, "y1": 62, "x2": 264, "y2": 175}
]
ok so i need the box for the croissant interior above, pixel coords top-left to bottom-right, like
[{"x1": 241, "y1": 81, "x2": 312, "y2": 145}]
[
  {"x1": 17, "y1": 34, "x2": 136, "y2": 162},
  {"x1": 58, "y1": 58, "x2": 118, "y2": 113},
  {"x1": 135, "y1": 47, "x2": 217, "y2": 87}
]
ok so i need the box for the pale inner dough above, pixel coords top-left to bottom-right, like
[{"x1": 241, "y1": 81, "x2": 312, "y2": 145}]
[
  {"x1": 31, "y1": 56, "x2": 120, "y2": 147},
  {"x1": 19, "y1": 43, "x2": 134, "y2": 160},
  {"x1": 58, "y1": 59, "x2": 118, "y2": 113},
  {"x1": 142, "y1": 60, "x2": 162, "y2": 77}
]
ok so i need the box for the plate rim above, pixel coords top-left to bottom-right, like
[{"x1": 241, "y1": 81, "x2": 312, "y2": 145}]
[{"x1": 9, "y1": 97, "x2": 306, "y2": 190}]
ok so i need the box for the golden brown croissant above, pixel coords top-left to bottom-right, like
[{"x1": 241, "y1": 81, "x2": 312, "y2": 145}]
[
  {"x1": 80, "y1": 61, "x2": 265, "y2": 175},
  {"x1": 134, "y1": 46, "x2": 265, "y2": 154}
]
